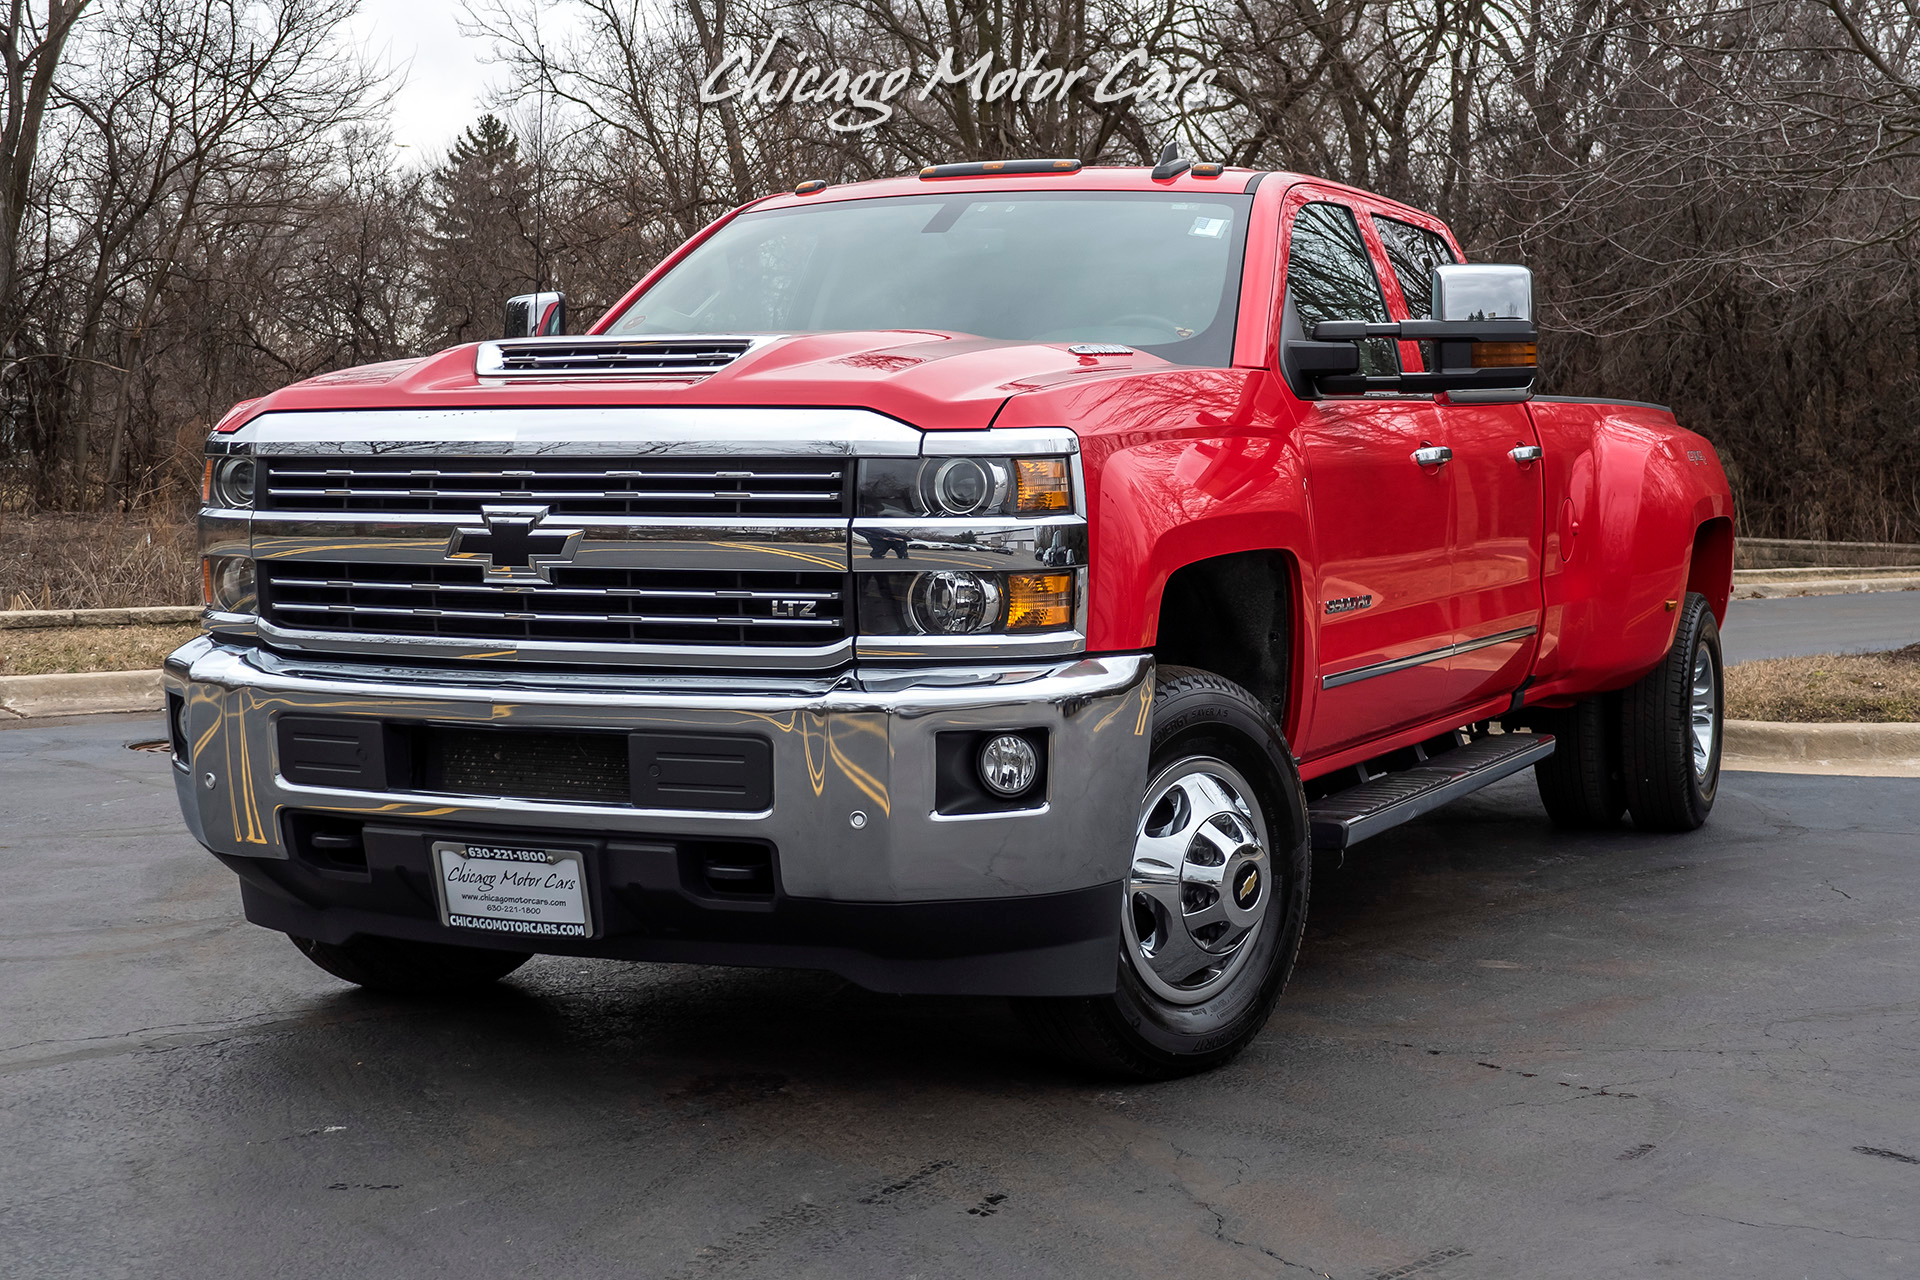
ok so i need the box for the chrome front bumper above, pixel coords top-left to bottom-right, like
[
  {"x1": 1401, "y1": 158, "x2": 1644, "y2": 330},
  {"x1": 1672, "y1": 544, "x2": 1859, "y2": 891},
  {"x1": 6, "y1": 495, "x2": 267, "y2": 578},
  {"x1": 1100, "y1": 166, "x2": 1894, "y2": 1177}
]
[{"x1": 164, "y1": 638, "x2": 1153, "y2": 903}]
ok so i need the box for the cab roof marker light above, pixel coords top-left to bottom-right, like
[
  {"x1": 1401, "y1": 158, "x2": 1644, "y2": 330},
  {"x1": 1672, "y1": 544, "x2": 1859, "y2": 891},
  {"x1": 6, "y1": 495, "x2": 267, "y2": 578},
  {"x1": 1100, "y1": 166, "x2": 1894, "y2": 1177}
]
[
  {"x1": 919, "y1": 159, "x2": 1082, "y2": 179},
  {"x1": 794, "y1": 179, "x2": 828, "y2": 195},
  {"x1": 1190, "y1": 162, "x2": 1225, "y2": 177}
]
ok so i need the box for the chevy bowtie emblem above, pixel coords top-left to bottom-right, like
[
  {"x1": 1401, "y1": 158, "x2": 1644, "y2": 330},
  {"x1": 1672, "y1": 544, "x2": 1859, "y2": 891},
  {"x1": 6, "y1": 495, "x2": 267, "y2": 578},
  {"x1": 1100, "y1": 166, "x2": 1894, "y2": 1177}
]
[
  {"x1": 445, "y1": 505, "x2": 583, "y2": 582},
  {"x1": 1233, "y1": 865, "x2": 1261, "y2": 909}
]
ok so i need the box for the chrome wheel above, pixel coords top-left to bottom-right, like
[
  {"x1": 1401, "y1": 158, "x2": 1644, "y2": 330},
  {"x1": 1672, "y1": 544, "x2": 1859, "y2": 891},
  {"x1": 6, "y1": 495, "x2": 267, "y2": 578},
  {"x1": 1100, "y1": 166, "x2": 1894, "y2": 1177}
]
[
  {"x1": 1691, "y1": 642, "x2": 1718, "y2": 781},
  {"x1": 1123, "y1": 757, "x2": 1272, "y2": 1006}
]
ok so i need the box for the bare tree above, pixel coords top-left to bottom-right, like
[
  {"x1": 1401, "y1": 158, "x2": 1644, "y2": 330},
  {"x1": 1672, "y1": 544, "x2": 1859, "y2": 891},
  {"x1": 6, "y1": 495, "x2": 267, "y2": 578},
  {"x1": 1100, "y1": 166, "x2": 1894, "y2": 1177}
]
[{"x1": 2, "y1": 0, "x2": 1918, "y2": 542}]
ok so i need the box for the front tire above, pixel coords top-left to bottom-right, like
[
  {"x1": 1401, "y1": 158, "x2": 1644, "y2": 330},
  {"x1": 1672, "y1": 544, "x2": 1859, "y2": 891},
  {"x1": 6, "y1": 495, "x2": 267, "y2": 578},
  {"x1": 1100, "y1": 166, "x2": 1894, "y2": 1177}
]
[
  {"x1": 290, "y1": 933, "x2": 531, "y2": 994},
  {"x1": 1619, "y1": 592, "x2": 1723, "y2": 831},
  {"x1": 1017, "y1": 666, "x2": 1311, "y2": 1079}
]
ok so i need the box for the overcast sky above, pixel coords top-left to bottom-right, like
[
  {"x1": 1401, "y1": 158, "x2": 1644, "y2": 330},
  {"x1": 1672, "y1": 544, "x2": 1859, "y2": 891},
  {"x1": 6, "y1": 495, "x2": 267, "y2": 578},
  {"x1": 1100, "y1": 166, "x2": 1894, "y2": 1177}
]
[{"x1": 350, "y1": 0, "x2": 505, "y2": 156}]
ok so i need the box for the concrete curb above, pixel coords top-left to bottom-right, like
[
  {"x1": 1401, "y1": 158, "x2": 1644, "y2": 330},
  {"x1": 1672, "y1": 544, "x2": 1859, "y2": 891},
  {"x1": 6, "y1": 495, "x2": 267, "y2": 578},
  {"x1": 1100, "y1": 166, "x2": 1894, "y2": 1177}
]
[
  {"x1": 0, "y1": 606, "x2": 201, "y2": 630},
  {"x1": 0, "y1": 669, "x2": 163, "y2": 718},
  {"x1": 1732, "y1": 577, "x2": 1920, "y2": 599},
  {"x1": 1733, "y1": 565, "x2": 1920, "y2": 580},
  {"x1": 1724, "y1": 718, "x2": 1920, "y2": 767}
]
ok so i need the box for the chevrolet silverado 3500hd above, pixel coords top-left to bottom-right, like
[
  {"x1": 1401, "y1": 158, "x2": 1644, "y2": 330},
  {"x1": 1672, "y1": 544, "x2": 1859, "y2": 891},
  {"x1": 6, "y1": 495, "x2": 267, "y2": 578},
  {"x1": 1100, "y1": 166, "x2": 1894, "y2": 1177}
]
[{"x1": 169, "y1": 157, "x2": 1734, "y2": 1076}]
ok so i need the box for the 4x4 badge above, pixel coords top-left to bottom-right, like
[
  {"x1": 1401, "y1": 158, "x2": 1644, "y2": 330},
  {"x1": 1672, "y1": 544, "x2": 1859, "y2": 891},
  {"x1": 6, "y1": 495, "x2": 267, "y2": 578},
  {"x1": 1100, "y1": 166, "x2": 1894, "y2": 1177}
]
[{"x1": 445, "y1": 505, "x2": 583, "y2": 582}]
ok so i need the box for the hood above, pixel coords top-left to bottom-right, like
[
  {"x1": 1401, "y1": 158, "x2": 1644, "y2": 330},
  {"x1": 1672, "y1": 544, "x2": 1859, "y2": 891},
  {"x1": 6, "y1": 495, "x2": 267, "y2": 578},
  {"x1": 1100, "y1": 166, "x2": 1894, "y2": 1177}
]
[{"x1": 228, "y1": 331, "x2": 1167, "y2": 434}]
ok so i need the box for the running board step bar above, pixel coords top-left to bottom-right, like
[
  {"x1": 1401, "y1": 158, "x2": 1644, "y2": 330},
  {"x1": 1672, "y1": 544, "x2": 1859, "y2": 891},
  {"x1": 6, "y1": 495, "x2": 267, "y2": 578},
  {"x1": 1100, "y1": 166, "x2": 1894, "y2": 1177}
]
[{"x1": 1308, "y1": 733, "x2": 1555, "y2": 851}]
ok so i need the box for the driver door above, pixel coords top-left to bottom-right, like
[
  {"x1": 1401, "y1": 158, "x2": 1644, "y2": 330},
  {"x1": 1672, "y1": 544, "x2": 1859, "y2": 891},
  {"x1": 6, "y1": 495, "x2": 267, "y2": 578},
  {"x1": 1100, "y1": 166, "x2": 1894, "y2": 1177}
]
[{"x1": 1286, "y1": 197, "x2": 1457, "y2": 760}]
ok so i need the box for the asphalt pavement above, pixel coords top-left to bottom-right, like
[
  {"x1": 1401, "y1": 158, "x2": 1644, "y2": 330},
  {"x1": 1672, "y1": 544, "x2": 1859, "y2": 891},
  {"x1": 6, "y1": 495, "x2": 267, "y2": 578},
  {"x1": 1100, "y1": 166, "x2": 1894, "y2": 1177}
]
[
  {"x1": 5, "y1": 713, "x2": 1919, "y2": 1279},
  {"x1": 1723, "y1": 591, "x2": 1920, "y2": 663}
]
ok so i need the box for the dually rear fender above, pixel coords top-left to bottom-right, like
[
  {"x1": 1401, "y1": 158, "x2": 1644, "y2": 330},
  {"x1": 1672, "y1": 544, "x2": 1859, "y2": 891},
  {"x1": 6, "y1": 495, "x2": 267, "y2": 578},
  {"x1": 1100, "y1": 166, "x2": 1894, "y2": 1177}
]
[{"x1": 1523, "y1": 398, "x2": 1735, "y2": 704}]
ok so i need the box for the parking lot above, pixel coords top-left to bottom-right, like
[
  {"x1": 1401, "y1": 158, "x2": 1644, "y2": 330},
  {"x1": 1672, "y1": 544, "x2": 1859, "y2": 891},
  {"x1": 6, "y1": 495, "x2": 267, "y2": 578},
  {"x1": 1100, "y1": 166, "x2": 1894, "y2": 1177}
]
[
  {"x1": 4, "y1": 712, "x2": 1917, "y2": 1279},
  {"x1": 1722, "y1": 591, "x2": 1920, "y2": 663}
]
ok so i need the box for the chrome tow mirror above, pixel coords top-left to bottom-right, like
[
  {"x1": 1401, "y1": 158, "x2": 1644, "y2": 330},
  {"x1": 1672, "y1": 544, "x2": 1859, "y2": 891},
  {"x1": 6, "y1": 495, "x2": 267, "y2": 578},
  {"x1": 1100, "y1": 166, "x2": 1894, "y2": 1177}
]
[
  {"x1": 504, "y1": 291, "x2": 566, "y2": 338},
  {"x1": 1432, "y1": 263, "x2": 1532, "y2": 323},
  {"x1": 1291, "y1": 263, "x2": 1539, "y2": 401}
]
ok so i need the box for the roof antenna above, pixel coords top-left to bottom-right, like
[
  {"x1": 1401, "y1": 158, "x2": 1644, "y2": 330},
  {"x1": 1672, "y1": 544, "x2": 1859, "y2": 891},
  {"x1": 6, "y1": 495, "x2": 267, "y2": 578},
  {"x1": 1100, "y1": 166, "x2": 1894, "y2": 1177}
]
[{"x1": 1152, "y1": 142, "x2": 1192, "y2": 180}]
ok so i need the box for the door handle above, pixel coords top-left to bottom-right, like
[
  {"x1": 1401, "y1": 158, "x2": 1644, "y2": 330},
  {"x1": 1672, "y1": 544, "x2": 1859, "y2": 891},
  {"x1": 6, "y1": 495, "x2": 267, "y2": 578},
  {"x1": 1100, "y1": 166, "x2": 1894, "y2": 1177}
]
[
  {"x1": 1411, "y1": 445, "x2": 1452, "y2": 467},
  {"x1": 1510, "y1": 445, "x2": 1543, "y2": 463}
]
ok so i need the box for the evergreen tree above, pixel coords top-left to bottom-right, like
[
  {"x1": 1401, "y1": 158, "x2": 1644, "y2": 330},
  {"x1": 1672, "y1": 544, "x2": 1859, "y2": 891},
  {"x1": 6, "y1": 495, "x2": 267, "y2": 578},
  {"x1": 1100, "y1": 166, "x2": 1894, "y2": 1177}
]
[{"x1": 423, "y1": 115, "x2": 539, "y2": 344}]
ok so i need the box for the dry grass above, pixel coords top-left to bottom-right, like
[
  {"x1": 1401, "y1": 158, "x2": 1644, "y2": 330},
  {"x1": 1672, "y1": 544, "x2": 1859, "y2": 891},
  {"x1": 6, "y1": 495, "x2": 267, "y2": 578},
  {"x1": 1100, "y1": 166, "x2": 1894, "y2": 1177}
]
[
  {"x1": 1725, "y1": 645, "x2": 1920, "y2": 723},
  {"x1": 0, "y1": 513, "x2": 198, "y2": 610},
  {"x1": 0, "y1": 623, "x2": 203, "y2": 676}
]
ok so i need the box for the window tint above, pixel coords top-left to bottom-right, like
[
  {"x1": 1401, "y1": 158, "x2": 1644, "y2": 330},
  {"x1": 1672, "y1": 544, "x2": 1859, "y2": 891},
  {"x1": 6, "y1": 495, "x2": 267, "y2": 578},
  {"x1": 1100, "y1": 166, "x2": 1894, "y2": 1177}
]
[
  {"x1": 1375, "y1": 217, "x2": 1457, "y2": 320},
  {"x1": 1285, "y1": 202, "x2": 1396, "y2": 375}
]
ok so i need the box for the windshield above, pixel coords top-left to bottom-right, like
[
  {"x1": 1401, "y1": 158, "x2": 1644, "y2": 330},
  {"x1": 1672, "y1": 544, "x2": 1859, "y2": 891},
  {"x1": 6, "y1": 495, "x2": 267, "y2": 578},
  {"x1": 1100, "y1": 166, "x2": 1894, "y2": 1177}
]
[{"x1": 606, "y1": 191, "x2": 1253, "y2": 367}]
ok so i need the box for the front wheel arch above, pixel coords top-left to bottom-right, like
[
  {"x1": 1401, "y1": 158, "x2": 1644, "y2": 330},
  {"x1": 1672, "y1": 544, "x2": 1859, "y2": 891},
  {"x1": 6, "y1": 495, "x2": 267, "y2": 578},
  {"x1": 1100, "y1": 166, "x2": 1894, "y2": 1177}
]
[{"x1": 1017, "y1": 664, "x2": 1311, "y2": 1078}]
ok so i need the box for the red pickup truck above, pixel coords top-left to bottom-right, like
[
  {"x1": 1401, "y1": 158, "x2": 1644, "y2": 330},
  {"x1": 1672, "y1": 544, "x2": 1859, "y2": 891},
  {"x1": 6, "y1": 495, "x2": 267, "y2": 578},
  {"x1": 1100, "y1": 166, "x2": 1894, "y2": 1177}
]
[{"x1": 169, "y1": 157, "x2": 1734, "y2": 1077}]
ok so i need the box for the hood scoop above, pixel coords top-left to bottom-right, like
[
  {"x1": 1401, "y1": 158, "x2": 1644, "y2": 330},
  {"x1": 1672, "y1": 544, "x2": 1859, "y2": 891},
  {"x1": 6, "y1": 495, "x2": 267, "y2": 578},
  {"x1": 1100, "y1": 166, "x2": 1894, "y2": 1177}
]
[{"x1": 475, "y1": 335, "x2": 767, "y2": 378}]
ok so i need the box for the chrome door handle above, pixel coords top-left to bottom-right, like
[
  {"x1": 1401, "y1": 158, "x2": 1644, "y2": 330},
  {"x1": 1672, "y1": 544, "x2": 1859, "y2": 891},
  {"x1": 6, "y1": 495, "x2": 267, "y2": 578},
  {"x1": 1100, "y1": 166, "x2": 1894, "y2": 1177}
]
[
  {"x1": 1510, "y1": 445, "x2": 1543, "y2": 462},
  {"x1": 1411, "y1": 445, "x2": 1452, "y2": 467}
]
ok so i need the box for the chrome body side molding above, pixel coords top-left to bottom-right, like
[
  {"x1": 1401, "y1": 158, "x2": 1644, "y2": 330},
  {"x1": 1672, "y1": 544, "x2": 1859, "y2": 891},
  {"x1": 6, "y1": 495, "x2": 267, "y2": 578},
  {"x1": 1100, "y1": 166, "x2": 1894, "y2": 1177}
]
[{"x1": 1320, "y1": 625, "x2": 1538, "y2": 690}]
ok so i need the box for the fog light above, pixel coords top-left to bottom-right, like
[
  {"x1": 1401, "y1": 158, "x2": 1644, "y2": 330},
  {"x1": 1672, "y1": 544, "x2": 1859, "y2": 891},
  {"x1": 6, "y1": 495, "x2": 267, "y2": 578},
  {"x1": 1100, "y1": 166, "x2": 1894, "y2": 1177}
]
[
  {"x1": 979, "y1": 734, "x2": 1039, "y2": 797},
  {"x1": 203, "y1": 555, "x2": 256, "y2": 613},
  {"x1": 908, "y1": 570, "x2": 1002, "y2": 634}
]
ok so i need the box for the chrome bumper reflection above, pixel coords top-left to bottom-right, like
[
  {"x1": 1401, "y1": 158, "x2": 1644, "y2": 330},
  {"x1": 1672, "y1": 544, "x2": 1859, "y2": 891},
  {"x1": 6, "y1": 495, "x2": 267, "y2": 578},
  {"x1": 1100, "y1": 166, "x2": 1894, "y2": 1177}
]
[{"x1": 165, "y1": 638, "x2": 1153, "y2": 903}]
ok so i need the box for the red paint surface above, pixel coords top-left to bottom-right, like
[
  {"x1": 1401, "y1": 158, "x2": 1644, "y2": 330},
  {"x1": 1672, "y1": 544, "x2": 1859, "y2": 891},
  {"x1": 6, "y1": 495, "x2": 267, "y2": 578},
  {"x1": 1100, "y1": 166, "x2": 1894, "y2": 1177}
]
[{"x1": 215, "y1": 166, "x2": 1735, "y2": 780}]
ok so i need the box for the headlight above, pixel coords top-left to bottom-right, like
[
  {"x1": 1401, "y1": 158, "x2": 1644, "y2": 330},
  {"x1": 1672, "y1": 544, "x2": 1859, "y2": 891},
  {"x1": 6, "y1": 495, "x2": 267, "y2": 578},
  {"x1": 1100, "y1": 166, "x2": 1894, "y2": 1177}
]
[
  {"x1": 911, "y1": 570, "x2": 1002, "y2": 633},
  {"x1": 930, "y1": 458, "x2": 1006, "y2": 516},
  {"x1": 203, "y1": 456, "x2": 256, "y2": 509},
  {"x1": 202, "y1": 555, "x2": 256, "y2": 613},
  {"x1": 860, "y1": 571, "x2": 1077, "y2": 636},
  {"x1": 858, "y1": 455, "x2": 1074, "y2": 518}
]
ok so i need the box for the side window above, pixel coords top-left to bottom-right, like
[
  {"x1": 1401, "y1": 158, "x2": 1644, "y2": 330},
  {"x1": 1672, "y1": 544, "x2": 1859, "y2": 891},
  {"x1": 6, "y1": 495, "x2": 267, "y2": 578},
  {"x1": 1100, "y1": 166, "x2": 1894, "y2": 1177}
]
[
  {"x1": 1375, "y1": 216, "x2": 1458, "y2": 321},
  {"x1": 1285, "y1": 202, "x2": 1397, "y2": 376}
]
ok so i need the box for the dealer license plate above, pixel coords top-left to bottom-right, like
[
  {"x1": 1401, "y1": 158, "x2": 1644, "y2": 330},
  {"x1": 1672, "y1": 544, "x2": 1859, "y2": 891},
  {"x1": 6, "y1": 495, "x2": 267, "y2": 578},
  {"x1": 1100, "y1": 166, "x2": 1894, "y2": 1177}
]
[{"x1": 431, "y1": 841, "x2": 592, "y2": 939}]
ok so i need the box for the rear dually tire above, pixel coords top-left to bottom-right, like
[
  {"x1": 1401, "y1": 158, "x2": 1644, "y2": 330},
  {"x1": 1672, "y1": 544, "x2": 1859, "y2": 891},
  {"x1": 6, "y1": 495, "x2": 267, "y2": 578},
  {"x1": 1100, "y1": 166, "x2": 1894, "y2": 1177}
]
[
  {"x1": 1619, "y1": 591, "x2": 1723, "y2": 832},
  {"x1": 1533, "y1": 694, "x2": 1627, "y2": 829}
]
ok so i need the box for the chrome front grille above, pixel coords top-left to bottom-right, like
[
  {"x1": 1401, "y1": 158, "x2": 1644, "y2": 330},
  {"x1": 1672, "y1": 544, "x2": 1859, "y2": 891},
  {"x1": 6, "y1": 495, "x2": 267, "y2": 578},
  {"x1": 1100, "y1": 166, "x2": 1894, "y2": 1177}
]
[
  {"x1": 260, "y1": 561, "x2": 847, "y2": 648},
  {"x1": 258, "y1": 456, "x2": 849, "y2": 518}
]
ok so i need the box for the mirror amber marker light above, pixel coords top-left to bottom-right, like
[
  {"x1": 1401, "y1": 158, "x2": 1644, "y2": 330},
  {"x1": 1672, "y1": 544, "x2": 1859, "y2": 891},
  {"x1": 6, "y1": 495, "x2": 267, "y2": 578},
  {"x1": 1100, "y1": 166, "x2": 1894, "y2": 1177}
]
[{"x1": 1471, "y1": 341, "x2": 1537, "y2": 368}]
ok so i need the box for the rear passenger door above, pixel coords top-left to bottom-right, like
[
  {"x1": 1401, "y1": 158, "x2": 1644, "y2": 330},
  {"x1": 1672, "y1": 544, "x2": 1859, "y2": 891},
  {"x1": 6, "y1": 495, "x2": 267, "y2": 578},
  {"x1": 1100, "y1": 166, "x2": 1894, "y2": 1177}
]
[
  {"x1": 1374, "y1": 215, "x2": 1545, "y2": 711},
  {"x1": 1287, "y1": 198, "x2": 1456, "y2": 759}
]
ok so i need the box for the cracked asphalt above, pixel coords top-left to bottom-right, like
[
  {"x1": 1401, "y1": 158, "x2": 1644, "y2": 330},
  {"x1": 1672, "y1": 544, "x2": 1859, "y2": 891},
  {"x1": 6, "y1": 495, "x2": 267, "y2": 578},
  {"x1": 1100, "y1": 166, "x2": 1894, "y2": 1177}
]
[{"x1": 4, "y1": 713, "x2": 1918, "y2": 1279}]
